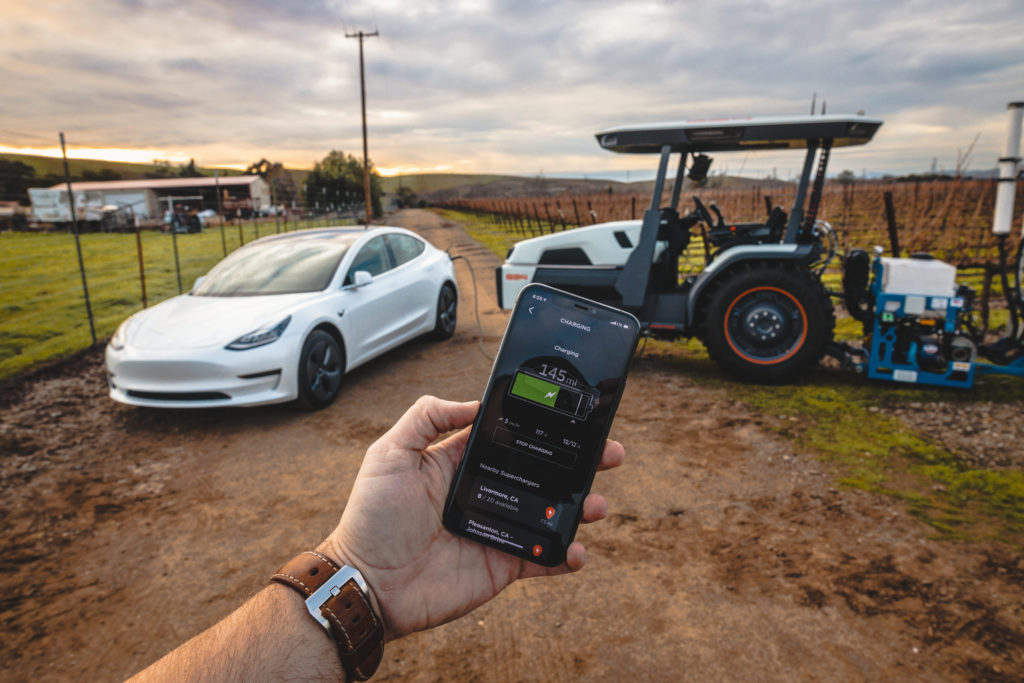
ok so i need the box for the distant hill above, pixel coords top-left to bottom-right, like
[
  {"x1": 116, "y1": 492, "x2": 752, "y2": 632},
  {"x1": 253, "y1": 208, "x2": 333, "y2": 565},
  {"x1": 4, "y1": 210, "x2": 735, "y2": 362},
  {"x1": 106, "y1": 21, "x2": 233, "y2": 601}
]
[
  {"x1": 381, "y1": 172, "x2": 794, "y2": 202},
  {"x1": 380, "y1": 173, "x2": 522, "y2": 195},
  {"x1": 0, "y1": 153, "x2": 245, "y2": 182},
  {"x1": 381, "y1": 173, "x2": 645, "y2": 201}
]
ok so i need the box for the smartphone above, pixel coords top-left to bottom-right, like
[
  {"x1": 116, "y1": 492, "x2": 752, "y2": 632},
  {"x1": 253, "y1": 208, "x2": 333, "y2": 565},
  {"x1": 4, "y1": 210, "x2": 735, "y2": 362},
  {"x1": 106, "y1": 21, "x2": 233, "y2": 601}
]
[{"x1": 443, "y1": 283, "x2": 639, "y2": 566}]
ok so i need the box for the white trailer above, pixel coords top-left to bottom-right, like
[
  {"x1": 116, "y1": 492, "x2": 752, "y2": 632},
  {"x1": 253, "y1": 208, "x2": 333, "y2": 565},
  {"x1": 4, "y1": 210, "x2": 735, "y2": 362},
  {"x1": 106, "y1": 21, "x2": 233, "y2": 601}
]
[{"x1": 28, "y1": 188, "x2": 109, "y2": 226}]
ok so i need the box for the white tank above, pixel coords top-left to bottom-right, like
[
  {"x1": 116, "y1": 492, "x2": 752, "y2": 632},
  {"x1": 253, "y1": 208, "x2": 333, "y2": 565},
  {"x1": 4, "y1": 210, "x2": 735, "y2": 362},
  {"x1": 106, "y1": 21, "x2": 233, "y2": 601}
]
[
  {"x1": 880, "y1": 257, "x2": 957, "y2": 297},
  {"x1": 992, "y1": 102, "x2": 1024, "y2": 236}
]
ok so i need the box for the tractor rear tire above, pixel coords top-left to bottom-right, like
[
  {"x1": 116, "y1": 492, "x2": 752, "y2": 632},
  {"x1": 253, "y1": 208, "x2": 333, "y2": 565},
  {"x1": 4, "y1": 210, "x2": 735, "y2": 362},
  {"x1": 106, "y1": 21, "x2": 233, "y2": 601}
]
[{"x1": 702, "y1": 264, "x2": 834, "y2": 383}]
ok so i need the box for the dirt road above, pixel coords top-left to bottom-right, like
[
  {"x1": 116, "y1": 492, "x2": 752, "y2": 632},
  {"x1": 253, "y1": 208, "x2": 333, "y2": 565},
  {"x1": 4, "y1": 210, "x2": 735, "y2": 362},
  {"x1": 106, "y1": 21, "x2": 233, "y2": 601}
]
[{"x1": 1, "y1": 210, "x2": 1021, "y2": 681}]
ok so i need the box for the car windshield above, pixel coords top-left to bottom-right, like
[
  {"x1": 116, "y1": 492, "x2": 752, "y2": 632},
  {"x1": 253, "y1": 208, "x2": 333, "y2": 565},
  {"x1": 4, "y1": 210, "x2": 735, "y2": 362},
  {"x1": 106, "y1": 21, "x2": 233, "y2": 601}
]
[{"x1": 193, "y1": 234, "x2": 360, "y2": 296}]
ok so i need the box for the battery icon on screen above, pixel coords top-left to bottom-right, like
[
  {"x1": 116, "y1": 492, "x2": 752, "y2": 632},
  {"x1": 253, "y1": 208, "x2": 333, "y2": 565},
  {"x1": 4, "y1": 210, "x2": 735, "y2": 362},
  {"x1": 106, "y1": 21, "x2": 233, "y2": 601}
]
[{"x1": 508, "y1": 370, "x2": 595, "y2": 420}]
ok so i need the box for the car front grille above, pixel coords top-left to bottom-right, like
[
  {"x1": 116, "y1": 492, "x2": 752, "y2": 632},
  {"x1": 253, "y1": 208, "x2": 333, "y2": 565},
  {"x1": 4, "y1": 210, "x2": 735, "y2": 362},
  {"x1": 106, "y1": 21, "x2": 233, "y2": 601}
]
[{"x1": 126, "y1": 390, "x2": 231, "y2": 401}]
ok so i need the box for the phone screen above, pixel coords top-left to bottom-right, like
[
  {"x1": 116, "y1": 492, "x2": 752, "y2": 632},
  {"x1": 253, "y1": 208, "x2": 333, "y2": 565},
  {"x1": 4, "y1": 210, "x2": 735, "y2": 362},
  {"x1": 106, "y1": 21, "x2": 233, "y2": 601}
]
[{"x1": 443, "y1": 284, "x2": 639, "y2": 566}]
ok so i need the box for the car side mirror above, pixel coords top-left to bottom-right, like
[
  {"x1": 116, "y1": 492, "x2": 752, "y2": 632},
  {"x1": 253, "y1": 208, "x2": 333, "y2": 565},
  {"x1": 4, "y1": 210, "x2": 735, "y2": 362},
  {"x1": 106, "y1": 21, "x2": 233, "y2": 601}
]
[{"x1": 352, "y1": 270, "x2": 373, "y2": 287}]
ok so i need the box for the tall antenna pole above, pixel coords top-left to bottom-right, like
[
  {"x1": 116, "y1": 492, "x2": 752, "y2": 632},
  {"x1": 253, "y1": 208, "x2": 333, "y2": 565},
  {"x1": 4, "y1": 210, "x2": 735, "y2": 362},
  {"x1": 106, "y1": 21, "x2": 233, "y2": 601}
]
[{"x1": 346, "y1": 29, "x2": 378, "y2": 227}]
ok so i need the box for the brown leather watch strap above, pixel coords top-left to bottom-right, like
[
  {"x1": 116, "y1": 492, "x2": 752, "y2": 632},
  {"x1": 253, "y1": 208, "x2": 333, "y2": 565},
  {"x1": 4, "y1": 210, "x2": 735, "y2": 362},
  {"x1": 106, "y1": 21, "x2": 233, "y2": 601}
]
[{"x1": 271, "y1": 551, "x2": 384, "y2": 681}]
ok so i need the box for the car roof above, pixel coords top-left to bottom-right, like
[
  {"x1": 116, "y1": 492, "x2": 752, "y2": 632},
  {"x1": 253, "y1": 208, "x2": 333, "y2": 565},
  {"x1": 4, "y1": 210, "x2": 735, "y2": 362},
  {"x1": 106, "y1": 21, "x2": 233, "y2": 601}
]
[
  {"x1": 254, "y1": 226, "x2": 366, "y2": 244},
  {"x1": 245, "y1": 226, "x2": 425, "y2": 249},
  {"x1": 595, "y1": 114, "x2": 883, "y2": 154}
]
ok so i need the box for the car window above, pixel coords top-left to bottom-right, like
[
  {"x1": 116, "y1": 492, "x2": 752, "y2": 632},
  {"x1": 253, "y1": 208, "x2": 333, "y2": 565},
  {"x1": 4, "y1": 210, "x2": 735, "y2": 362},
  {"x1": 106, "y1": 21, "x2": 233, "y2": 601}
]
[
  {"x1": 193, "y1": 234, "x2": 358, "y2": 296},
  {"x1": 386, "y1": 234, "x2": 426, "y2": 267},
  {"x1": 345, "y1": 236, "x2": 393, "y2": 284}
]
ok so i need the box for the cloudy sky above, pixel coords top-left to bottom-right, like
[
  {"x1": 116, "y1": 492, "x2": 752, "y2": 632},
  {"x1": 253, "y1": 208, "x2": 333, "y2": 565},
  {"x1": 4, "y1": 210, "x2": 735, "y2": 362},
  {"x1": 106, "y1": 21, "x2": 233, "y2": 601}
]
[{"x1": 2, "y1": 0, "x2": 1022, "y2": 179}]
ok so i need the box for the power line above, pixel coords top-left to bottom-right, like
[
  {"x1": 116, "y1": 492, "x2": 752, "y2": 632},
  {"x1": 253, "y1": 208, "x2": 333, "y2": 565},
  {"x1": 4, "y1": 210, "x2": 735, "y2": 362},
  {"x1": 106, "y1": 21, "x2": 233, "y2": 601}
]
[{"x1": 1, "y1": 128, "x2": 56, "y2": 143}]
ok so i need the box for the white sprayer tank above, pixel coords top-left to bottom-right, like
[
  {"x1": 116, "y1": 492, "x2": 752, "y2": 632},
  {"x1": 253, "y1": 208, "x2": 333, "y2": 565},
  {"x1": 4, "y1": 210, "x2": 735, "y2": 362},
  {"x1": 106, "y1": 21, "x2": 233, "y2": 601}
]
[
  {"x1": 992, "y1": 101, "x2": 1024, "y2": 236},
  {"x1": 880, "y1": 257, "x2": 957, "y2": 297}
]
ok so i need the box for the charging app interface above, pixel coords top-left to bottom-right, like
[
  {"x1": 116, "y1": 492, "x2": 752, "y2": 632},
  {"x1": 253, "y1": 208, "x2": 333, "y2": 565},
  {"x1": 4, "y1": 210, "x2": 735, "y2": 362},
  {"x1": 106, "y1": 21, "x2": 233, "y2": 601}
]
[{"x1": 447, "y1": 286, "x2": 637, "y2": 565}]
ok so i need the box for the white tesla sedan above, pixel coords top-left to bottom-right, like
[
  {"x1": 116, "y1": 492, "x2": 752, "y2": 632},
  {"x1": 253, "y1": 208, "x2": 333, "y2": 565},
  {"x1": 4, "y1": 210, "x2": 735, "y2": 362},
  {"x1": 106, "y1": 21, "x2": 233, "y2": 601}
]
[{"x1": 105, "y1": 226, "x2": 458, "y2": 409}]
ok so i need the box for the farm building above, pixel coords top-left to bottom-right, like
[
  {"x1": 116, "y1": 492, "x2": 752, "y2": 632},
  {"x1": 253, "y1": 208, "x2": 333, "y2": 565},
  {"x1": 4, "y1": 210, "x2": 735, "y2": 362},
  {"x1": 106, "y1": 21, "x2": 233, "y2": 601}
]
[{"x1": 28, "y1": 175, "x2": 271, "y2": 224}]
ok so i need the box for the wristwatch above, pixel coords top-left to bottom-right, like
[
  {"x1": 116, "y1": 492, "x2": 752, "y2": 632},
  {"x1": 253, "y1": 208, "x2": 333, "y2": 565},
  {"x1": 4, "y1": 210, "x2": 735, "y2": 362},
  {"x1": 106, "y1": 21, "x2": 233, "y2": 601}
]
[{"x1": 271, "y1": 551, "x2": 384, "y2": 681}]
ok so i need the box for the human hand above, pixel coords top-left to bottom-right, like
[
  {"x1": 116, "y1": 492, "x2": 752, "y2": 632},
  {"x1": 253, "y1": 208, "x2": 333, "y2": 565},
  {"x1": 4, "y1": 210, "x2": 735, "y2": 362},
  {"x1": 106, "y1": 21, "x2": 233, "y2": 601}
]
[{"x1": 317, "y1": 395, "x2": 624, "y2": 641}]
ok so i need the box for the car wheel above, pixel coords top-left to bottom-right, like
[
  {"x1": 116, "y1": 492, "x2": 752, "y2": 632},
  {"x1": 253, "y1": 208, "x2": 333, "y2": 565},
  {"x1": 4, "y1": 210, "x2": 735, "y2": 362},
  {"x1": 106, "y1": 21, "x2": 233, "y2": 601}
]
[
  {"x1": 296, "y1": 330, "x2": 344, "y2": 410},
  {"x1": 702, "y1": 265, "x2": 833, "y2": 383},
  {"x1": 430, "y1": 283, "x2": 457, "y2": 340}
]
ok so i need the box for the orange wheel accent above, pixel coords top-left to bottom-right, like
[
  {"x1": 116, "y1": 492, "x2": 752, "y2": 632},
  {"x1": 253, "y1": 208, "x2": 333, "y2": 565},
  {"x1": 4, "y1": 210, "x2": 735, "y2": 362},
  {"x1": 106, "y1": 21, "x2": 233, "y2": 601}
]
[{"x1": 723, "y1": 286, "x2": 807, "y2": 365}]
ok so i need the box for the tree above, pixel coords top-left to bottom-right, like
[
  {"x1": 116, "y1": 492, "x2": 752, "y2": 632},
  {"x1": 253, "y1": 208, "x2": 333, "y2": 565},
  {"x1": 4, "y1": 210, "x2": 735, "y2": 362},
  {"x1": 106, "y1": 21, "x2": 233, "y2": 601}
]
[
  {"x1": 395, "y1": 185, "x2": 420, "y2": 209},
  {"x1": 145, "y1": 160, "x2": 177, "y2": 179},
  {"x1": 246, "y1": 159, "x2": 298, "y2": 208},
  {"x1": 179, "y1": 158, "x2": 203, "y2": 178},
  {"x1": 82, "y1": 168, "x2": 122, "y2": 182},
  {"x1": 303, "y1": 150, "x2": 382, "y2": 219},
  {"x1": 836, "y1": 169, "x2": 856, "y2": 185},
  {"x1": 0, "y1": 159, "x2": 37, "y2": 204}
]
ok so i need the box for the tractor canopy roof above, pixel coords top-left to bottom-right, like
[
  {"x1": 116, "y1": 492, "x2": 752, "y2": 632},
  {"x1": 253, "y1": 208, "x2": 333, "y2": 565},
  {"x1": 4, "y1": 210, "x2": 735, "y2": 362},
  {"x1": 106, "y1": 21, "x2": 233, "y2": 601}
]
[{"x1": 595, "y1": 114, "x2": 883, "y2": 154}]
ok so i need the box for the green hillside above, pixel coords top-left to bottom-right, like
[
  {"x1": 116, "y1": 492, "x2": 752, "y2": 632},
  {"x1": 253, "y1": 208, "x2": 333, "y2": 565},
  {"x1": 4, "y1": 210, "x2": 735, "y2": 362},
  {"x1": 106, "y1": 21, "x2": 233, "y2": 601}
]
[{"x1": 0, "y1": 153, "x2": 244, "y2": 181}]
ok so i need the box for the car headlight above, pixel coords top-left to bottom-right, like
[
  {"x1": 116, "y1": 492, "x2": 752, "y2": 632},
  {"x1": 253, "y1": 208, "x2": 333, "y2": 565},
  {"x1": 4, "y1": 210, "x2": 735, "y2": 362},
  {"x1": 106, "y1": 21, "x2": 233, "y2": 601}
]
[
  {"x1": 226, "y1": 315, "x2": 291, "y2": 350},
  {"x1": 109, "y1": 317, "x2": 133, "y2": 351}
]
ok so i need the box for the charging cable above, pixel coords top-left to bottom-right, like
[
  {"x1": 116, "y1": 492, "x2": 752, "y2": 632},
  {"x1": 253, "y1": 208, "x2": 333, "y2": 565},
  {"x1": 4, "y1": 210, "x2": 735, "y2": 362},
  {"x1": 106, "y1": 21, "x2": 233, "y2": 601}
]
[{"x1": 448, "y1": 253, "x2": 495, "y2": 361}]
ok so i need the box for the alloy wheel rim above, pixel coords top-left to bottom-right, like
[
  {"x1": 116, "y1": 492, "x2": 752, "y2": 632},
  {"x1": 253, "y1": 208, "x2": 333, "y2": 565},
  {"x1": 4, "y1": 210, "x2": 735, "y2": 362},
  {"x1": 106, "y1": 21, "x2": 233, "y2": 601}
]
[
  {"x1": 308, "y1": 340, "x2": 341, "y2": 400},
  {"x1": 440, "y1": 288, "x2": 456, "y2": 333},
  {"x1": 725, "y1": 288, "x2": 806, "y2": 363}
]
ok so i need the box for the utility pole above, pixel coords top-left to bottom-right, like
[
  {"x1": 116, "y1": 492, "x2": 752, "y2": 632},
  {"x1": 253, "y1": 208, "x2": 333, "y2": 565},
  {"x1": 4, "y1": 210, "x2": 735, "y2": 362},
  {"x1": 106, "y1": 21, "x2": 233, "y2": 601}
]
[{"x1": 346, "y1": 28, "x2": 378, "y2": 227}]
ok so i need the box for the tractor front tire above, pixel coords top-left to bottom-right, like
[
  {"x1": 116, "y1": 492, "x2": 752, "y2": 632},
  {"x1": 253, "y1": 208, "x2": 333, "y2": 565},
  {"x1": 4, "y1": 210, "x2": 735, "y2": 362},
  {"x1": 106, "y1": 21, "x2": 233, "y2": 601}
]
[{"x1": 702, "y1": 264, "x2": 834, "y2": 383}]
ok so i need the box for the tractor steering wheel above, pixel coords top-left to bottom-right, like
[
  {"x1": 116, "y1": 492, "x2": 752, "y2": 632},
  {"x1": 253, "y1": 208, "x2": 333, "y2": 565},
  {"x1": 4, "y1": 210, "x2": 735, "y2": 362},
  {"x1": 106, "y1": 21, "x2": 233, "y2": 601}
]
[{"x1": 692, "y1": 195, "x2": 715, "y2": 227}]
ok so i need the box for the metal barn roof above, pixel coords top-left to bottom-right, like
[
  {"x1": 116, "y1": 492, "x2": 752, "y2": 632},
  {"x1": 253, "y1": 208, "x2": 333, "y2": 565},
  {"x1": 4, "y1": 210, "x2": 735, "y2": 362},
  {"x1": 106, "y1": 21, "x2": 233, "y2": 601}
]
[{"x1": 48, "y1": 175, "x2": 264, "y2": 192}]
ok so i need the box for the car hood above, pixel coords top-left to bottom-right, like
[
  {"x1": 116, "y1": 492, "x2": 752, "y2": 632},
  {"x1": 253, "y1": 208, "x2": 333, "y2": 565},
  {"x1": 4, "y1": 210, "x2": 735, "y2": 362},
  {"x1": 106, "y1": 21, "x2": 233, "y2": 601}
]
[{"x1": 126, "y1": 292, "x2": 318, "y2": 350}]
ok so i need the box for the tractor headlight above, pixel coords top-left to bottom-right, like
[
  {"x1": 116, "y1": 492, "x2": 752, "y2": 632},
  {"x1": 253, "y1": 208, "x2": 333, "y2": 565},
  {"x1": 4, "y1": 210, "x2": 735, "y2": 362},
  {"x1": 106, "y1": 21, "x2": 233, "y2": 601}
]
[{"x1": 226, "y1": 316, "x2": 291, "y2": 350}]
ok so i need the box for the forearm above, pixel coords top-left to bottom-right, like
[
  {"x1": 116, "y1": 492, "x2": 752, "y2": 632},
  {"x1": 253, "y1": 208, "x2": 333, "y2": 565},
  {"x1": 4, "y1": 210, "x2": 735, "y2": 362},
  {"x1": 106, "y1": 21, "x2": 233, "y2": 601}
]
[{"x1": 130, "y1": 584, "x2": 345, "y2": 683}]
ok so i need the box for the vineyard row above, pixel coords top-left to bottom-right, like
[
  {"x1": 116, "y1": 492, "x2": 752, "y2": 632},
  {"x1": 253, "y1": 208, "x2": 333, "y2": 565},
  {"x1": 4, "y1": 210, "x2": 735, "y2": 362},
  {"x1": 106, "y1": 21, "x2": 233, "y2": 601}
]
[{"x1": 435, "y1": 178, "x2": 1024, "y2": 269}]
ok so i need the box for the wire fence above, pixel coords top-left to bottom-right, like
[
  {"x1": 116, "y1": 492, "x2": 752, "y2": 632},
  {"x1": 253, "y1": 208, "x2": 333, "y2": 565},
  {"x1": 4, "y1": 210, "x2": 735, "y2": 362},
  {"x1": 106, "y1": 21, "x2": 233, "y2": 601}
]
[{"x1": 0, "y1": 212, "x2": 358, "y2": 380}]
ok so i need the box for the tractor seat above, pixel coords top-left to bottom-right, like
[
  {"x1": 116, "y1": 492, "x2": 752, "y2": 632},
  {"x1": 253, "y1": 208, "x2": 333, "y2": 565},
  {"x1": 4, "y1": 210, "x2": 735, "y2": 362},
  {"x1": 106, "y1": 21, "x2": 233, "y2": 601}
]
[
  {"x1": 652, "y1": 208, "x2": 695, "y2": 291},
  {"x1": 764, "y1": 206, "x2": 787, "y2": 242},
  {"x1": 707, "y1": 206, "x2": 788, "y2": 248}
]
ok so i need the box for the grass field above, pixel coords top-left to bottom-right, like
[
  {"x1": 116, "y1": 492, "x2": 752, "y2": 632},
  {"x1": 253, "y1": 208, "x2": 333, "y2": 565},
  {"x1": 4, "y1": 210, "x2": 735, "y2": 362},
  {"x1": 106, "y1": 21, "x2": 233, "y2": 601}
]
[{"x1": 0, "y1": 218, "x2": 352, "y2": 379}]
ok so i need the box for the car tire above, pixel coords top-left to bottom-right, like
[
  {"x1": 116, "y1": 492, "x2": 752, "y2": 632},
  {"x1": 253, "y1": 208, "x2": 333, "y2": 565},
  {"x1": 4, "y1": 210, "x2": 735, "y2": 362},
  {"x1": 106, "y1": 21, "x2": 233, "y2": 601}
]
[
  {"x1": 702, "y1": 264, "x2": 833, "y2": 383},
  {"x1": 296, "y1": 330, "x2": 344, "y2": 410},
  {"x1": 430, "y1": 283, "x2": 457, "y2": 340}
]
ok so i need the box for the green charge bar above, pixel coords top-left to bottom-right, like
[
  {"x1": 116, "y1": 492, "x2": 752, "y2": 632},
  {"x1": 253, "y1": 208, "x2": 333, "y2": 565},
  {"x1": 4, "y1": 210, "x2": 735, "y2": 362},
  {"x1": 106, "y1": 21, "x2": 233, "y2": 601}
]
[
  {"x1": 510, "y1": 372, "x2": 559, "y2": 407},
  {"x1": 508, "y1": 370, "x2": 595, "y2": 419}
]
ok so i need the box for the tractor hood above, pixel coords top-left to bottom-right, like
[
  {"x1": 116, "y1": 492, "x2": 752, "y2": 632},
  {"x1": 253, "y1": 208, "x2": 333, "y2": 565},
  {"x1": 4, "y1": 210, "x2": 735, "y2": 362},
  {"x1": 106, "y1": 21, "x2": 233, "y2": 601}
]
[{"x1": 506, "y1": 220, "x2": 667, "y2": 267}]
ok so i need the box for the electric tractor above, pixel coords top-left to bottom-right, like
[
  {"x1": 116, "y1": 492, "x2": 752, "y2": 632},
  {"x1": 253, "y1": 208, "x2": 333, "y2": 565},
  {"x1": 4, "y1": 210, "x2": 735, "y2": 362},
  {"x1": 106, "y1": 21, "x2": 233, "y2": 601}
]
[{"x1": 496, "y1": 110, "x2": 1024, "y2": 386}]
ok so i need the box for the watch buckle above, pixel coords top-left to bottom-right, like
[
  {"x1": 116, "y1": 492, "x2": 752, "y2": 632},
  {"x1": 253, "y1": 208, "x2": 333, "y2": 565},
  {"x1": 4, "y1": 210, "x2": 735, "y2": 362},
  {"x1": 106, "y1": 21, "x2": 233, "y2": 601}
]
[{"x1": 304, "y1": 564, "x2": 369, "y2": 630}]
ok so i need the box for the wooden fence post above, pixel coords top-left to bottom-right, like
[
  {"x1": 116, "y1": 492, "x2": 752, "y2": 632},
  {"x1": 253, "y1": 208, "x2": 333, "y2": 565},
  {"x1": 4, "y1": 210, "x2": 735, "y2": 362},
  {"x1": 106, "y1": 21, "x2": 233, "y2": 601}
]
[{"x1": 883, "y1": 191, "x2": 900, "y2": 258}]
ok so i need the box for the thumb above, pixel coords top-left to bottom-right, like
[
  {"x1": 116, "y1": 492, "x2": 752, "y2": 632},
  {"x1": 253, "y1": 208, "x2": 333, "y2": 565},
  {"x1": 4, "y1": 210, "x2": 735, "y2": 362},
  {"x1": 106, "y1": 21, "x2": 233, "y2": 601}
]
[{"x1": 382, "y1": 396, "x2": 479, "y2": 455}]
